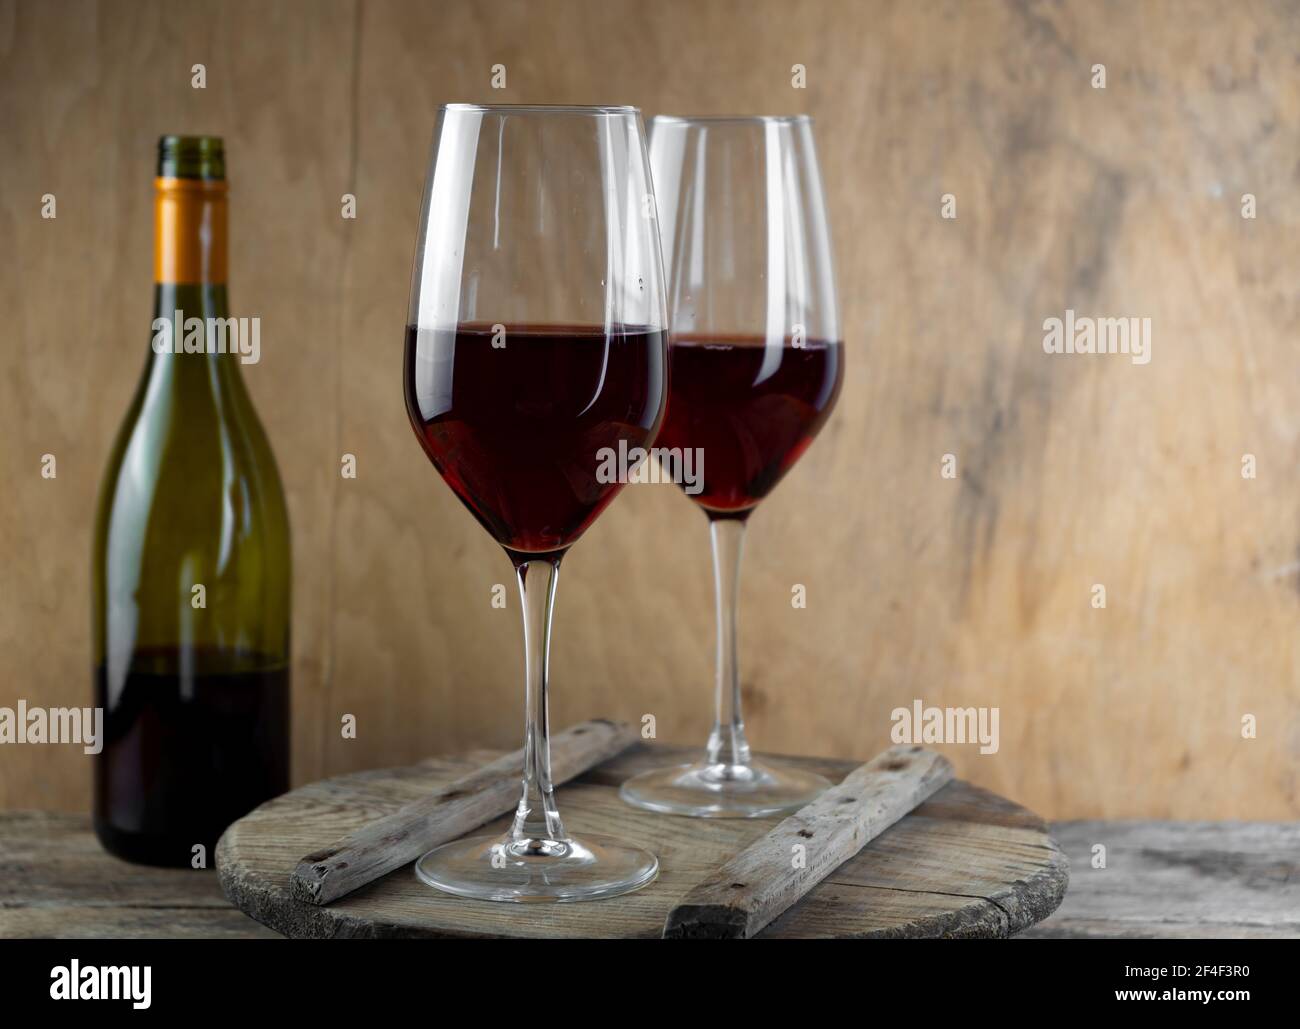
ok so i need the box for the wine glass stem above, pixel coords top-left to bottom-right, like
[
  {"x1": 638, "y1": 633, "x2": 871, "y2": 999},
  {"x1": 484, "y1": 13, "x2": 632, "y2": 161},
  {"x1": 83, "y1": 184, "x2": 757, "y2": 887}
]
[
  {"x1": 510, "y1": 557, "x2": 566, "y2": 844},
  {"x1": 706, "y1": 516, "x2": 752, "y2": 768}
]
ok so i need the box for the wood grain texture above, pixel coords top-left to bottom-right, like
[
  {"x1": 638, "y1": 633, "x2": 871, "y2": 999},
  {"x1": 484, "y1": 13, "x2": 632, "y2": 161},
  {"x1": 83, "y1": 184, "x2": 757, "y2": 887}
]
[
  {"x1": 664, "y1": 745, "x2": 954, "y2": 938},
  {"x1": 290, "y1": 718, "x2": 636, "y2": 904},
  {"x1": 7, "y1": 810, "x2": 1291, "y2": 939},
  {"x1": 0, "y1": 811, "x2": 279, "y2": 938},
  {"x1": 217, "y1": 743, "x2": 1067, "y2": 938},
  {"x1": 2, "y1": 0, "x2": 1298, "y2": 821},
  {"x1": 1022, "y1": 820, "x2": 1300, "y2": 939}
]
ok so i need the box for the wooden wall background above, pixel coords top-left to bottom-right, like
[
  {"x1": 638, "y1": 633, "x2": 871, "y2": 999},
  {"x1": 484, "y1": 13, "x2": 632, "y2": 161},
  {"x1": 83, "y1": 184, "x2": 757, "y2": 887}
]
[{"x1": 2, "y1": 0, "x2": 1297, "y2": 819}]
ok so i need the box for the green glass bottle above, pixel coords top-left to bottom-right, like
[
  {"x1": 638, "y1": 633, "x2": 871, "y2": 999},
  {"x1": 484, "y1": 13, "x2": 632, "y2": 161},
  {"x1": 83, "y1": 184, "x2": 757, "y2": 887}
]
[{"x1": 92, "y1": 136, "x2": 291, "y2": 866}]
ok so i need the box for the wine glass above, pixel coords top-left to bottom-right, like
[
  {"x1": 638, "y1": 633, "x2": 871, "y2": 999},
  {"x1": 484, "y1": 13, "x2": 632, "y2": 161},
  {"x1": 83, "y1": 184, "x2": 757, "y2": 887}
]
[
  {"x1": 619, "y1": 115, "x2": 843, "y2": 818},
  {"x1": 403, "y1": 104, "x2": 667, "y2": 900}
]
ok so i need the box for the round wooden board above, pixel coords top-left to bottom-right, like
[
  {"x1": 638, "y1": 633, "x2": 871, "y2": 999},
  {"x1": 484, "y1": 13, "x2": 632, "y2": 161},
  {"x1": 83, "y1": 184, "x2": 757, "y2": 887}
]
[{"x1": 217, "y1": 743, "x2": 1068, "y2": 938}]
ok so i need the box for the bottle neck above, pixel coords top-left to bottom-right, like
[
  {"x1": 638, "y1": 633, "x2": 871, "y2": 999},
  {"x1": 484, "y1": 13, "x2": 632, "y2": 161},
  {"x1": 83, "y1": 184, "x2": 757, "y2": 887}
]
[
  {"x1": 154, "y1": 176, "x2": 227, "y2": 285},
  {"x1": 150, "y1": 177, "x2": 248, "y2": 375}
]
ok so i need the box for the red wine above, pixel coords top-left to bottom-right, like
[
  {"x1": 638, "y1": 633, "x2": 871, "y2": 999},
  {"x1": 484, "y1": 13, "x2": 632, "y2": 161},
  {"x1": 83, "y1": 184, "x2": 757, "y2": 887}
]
[
  {"x1": 405, "y1": 323, "x2": 666, "y2": 558},
  {"x1": 94, "y1": 649, "x2": 289, "y2": 866},
  {"x1": 658, "y1": 334, "x2": 843, "y2": 516}
]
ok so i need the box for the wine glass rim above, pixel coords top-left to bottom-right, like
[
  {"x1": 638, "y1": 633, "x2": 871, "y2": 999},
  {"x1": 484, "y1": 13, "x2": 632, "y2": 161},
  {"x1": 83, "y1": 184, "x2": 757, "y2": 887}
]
[
  {"x1": 651, "y1": 113, "x2": 813, "y2": 125},
  {"x1": 441, "y1": 103, "x2": 641, "y2": 116}
]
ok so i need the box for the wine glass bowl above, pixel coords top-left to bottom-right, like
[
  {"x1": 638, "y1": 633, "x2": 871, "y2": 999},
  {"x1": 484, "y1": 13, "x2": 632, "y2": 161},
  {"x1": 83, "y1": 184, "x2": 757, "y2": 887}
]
[
  {"x1": 404, "y1": 321, "x2": 666, "y2": 559},
  {"x1": 654, "y1": 330, "x2": 842, "y2": 517},
  {"x1": 619, "y1": 114, "x2": 844, "y2": 818},
  {"x1": 404, "y1": 104, "x2": 666, "y2": 899}
]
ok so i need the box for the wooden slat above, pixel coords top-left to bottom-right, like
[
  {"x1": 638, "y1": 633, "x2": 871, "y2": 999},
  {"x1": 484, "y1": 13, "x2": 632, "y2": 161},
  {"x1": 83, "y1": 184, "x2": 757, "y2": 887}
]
[
  {"x1": 664, "y1": 746, "x2": 953, "y2": 938},
  {"x1": 290, "y1": 719, "x2": 637, "y2": 904}
]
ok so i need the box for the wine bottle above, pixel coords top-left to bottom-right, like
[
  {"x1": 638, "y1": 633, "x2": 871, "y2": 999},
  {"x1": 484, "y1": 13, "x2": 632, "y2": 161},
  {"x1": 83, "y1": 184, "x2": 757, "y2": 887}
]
[{"x1": 92, "y1": 136, "x2": 291, "y2": 867}]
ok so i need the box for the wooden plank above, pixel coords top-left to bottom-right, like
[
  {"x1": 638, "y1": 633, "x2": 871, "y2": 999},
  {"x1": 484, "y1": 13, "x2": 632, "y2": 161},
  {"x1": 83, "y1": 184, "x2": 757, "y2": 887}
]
[
  {"x1": 1, "y1": 905, "x2": 277, "y2": 940},
  {"x1": 1, "y1": 0, "x2": 1298, "y2": 826},
  {"x1": 217, "y1": 744, "x2": 1067, "y2": 938},
  {"x1": 664, "y1": 746, "x2": 953, "y2": 938},
  {"x1": 1021, "y1": 820, "x2": 1300, "y2": 939},
  {"x1": 290, "y1": 719, "x2": 636, "y2": 904},
  {"x1": 0, "y1": 812, "x2": 277, "y2": 939}
]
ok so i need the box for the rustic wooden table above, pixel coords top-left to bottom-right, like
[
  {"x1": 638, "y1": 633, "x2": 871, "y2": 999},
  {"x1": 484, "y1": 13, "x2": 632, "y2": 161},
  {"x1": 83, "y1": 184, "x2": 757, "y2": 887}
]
[{"x1": 3, "y1": 811, "x2": 1295, "y2": 938}]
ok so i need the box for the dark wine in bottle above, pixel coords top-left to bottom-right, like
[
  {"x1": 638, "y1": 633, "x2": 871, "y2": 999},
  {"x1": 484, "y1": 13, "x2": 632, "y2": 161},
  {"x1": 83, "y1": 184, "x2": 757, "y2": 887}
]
[{"x1": 92, "y1": 136, "x2": 291, "y2": 866}]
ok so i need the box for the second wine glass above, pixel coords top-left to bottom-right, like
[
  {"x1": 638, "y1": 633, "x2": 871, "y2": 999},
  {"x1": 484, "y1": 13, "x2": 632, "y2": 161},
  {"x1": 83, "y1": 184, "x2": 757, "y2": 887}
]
[{"x1": 620, "y1": 115, "x2": 844, "y2": 818}]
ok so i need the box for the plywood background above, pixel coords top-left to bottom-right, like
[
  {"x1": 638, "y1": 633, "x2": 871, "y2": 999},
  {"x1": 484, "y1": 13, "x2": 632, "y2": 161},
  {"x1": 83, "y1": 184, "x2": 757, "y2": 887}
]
[{"x1": 1, "y1": 0, "x2": 1297, "y2": 819}]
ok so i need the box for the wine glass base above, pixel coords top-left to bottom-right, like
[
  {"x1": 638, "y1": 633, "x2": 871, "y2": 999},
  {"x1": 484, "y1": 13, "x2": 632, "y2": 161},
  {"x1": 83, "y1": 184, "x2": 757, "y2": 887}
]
[
  {"x1": 414, "y1": 832, "x2": 659, "y2": 903},
  {"x1": 619, "y1": 758, "x2": 830, "y2": 818}
]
